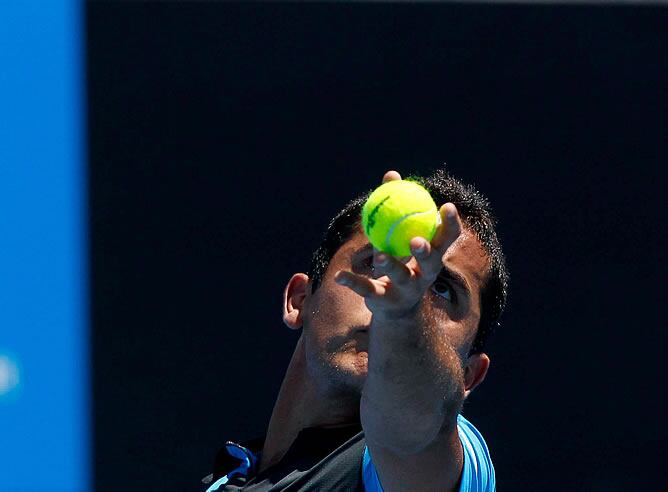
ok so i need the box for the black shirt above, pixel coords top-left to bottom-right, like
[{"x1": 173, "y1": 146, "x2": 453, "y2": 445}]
[{"x1": 202, "y1": 423, "x2": 367, "y2": 491}]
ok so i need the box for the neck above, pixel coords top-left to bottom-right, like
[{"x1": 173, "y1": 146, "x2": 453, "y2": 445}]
[{"x1": 259, "y1": 335, "x2": 360, "y2": 473}]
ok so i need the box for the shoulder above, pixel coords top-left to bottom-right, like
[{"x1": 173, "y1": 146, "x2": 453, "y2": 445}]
[
  {"x1": 456, "y1": 414, "x2": 496, "y2": 492},
  {"x1": 362, "y1": 414, "x2": 496, "y2": 492},
  {"x1": 204, "y1": 429, "x2": 368, "y2": 491}
]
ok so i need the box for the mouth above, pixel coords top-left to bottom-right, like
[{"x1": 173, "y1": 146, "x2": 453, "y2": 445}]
[
  {"x1": 351, "y1": 328, "x2": 369, "y2": 351},
  {"x1": 353, "y1": 325, "x2": 369, "y2": 334}
]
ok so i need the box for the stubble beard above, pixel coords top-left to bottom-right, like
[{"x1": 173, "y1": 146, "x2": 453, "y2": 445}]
[{"x1": 307, "y1": 340, "x2": 367, "y2": 403}]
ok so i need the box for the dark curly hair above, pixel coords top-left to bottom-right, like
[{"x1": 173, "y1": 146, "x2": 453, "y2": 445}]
[{"x1": 306, "y1": 167, "x2": 509, "y2": 356}]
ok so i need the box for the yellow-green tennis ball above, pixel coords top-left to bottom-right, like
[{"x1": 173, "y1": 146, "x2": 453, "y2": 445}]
[{"x1": 361, "y1": 179, "x2": 439, "y2": 257}]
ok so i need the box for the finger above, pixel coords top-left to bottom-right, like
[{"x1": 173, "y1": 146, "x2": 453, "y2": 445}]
[
  {"x1": 373, "y1": 251, "x2": 412, "y2": 287},
  {"x1": 334, "y1": 270, "x2": 385, "y2": 298},
  {"x1": 409, "y1": 236, "x2": 440, "y2": 280},
  {"x1": 432, "y1": 203, "x2": 462, "y2": 252},
  {"x1": 382, "y1": 170, "x2": 402, "y2": 183}
]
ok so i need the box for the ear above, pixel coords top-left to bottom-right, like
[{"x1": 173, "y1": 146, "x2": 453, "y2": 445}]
[
  {"x1": 463, "y1": 353, "x2": 490, "y2": 399},
  {"x1": 282, "y1": 273, "x2": 310, "y2": 330}
]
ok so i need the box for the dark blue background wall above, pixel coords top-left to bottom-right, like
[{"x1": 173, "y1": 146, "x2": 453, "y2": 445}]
[{"x1": 88, "y1": 4, "x2": 667, "y2": 491}]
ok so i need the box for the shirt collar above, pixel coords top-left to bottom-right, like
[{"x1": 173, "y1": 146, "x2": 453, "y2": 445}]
[{"x1": 204, "y1": 422, "x2": 363, "y2": 486}]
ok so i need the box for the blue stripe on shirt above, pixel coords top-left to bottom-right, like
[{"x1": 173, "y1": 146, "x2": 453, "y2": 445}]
[{"x1": 362, "y1": 414, "x2": 495, "y2": 492}]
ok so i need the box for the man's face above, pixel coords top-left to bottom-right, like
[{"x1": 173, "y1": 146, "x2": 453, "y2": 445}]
[{"x1": 299, "y1": 224, "x2": 489, "y2": 397}]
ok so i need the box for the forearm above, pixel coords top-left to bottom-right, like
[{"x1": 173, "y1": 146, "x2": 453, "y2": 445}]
[{"x1": 360, "y1": 310, "x2": 465, "y2": 455}]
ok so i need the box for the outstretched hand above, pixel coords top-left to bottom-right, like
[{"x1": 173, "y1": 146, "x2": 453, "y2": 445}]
[{"x1": 334, "y1": 170, "x2": 463, "y2": 322}]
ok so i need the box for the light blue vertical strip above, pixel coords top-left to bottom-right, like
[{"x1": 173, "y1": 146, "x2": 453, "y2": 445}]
[{"x1": 0, "y1": 2, "x2": 90, "y2": 492}]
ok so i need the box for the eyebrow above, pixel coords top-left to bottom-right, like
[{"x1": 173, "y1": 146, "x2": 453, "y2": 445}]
[{"x1": 351, "y1": 243, "x2": 374, "y2": 262}]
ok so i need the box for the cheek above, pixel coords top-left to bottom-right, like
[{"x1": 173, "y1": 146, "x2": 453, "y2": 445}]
[
  {"x1": 421, "y1": 296, "x2": 476, "y2": 355},
  {"x1": 325, "y1": 288, "x2": 367, "y2": 323},
  {"x1": 306, "y1": 283, "x2": 371, "y2": 339}
]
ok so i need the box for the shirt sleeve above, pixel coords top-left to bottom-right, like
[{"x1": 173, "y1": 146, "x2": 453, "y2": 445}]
[
  {"x1": 362, "y1": 443, "x2": 383, "y2": 492},
  {"x1": 361, "y1": 414, "x2": 496, "y2": 492},
  {"x1": 456, "y1": 414, "x2": 496, "y2": 492}
]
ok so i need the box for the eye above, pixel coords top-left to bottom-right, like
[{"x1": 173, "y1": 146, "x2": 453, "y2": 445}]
[
  {"x1": 431, "y1": 278, "x2": 455, "y2": 302},
  {"x1": 353, "y1": 254, "x2": 375, "y2": 275}
]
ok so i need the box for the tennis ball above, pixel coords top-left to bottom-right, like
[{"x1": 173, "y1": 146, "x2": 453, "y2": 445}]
[{"x1": 361, "y1": 179, "x2": 440, "y2": 257}]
